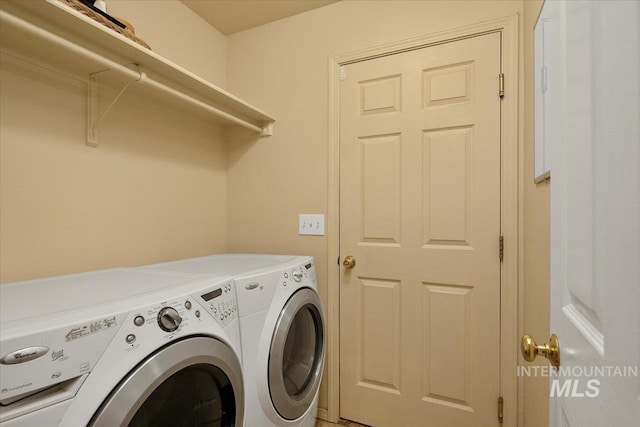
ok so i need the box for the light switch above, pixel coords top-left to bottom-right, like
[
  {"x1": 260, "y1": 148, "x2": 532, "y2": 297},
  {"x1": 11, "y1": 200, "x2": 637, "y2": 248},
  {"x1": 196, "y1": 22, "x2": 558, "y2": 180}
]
[{"x1": 299, "y1": 214, "x2": 325, "y2": 236}]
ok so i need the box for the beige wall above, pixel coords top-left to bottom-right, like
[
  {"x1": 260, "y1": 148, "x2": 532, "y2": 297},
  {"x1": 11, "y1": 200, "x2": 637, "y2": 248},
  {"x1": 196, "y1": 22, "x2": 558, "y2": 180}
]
[
  {"x1": 0, "y1": 0, "x2": 228, "y2": 282},
  {"x1": 522, "y1": 1, "x2": 551, "y2": 426},
  {"x1": 225, "y1": 0, "x2": 530, "y2": 415}
]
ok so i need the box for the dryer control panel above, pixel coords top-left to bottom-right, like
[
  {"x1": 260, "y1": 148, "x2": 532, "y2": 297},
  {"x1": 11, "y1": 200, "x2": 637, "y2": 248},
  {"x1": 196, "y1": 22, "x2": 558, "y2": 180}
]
[{"x1": 281, "y1": 260, "x2": 317, "y2": 289}]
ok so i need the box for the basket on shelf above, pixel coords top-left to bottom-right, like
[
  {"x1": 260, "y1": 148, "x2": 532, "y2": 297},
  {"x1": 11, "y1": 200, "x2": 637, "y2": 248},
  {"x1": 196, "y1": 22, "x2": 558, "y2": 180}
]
[{"x1": 58, "y1": 0, "x2": 151, "y2": 50}]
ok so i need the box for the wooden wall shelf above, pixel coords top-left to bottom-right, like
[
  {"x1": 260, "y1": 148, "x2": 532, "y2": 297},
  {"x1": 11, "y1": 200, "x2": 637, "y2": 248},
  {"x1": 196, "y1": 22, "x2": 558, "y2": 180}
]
[{"x1": 0, "y1": 0, "x2": 275, "y2": 145}]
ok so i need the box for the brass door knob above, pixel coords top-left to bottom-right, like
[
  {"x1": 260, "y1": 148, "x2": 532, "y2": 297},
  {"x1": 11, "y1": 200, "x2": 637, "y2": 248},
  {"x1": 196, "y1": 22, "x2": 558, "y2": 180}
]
[
  {"x1": 342, "y1": 255, "x2": 356, "y2": 269},
  {"x1": 521, "y1": 333, "x2": 560, "y2": 369}
]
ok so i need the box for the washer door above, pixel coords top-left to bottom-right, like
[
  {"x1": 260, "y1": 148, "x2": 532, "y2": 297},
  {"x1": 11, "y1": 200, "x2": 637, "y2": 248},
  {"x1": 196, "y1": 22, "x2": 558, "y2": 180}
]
[
  {"x1": 90, "y1": 337, "x2": 243, "y2": 427},
  {"x1": 269, "y1": 288, "x2": 325, "y2": 420}
]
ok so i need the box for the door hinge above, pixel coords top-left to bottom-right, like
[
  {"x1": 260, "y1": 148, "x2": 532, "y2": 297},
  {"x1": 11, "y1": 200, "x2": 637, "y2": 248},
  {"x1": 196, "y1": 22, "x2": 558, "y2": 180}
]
[
  {"x1": 339, "y1": 66, "x2": 346, "y2": 81},
  {"x1": 498, "y1": 396, "x2": 504, "y2": 422},
  {"x1": 499, "y1": 73, "x2": 505, "y2": 98},
  {"x1": 499, "y1": 235, "x2": 504, "y2": 261}
]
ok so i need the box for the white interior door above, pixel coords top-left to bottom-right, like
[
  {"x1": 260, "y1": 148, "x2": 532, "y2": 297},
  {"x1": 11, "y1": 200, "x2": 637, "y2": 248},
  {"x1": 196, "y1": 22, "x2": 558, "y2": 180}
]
[
  {"x1": 541, "y1": 1, "x2": 640, "y2": 425},
  {"x1": 339, "y1": 33, "x2": 502, "y2": 427}
]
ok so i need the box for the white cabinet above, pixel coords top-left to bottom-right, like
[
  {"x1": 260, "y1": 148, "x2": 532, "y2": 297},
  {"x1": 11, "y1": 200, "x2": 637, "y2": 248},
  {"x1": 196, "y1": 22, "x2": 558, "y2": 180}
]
[{"x1": 534, "y1": 0, "x2": 565, "y2": 183}]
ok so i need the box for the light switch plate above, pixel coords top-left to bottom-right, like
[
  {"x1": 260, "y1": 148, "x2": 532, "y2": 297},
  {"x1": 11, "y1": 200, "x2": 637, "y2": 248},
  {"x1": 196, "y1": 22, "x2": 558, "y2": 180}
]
[{"x1": 299, "y1": 214, "x2": 325, "y2": 235}]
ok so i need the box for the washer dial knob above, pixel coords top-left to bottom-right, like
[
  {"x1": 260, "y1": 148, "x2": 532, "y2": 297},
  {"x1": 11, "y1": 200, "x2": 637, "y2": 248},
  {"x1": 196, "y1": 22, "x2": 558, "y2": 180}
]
[{"x1": 157, "y1": 307, "x2": 182, "y2": 332}]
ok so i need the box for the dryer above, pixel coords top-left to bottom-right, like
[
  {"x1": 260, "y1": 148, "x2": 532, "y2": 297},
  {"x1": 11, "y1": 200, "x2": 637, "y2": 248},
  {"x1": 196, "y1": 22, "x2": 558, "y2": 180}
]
[
  {"x1": 0, "y1": 268, "x2": 243, "y2": 426},
  {"x1": 144, "y1": 254, "x2": 325, "y2": 427}
]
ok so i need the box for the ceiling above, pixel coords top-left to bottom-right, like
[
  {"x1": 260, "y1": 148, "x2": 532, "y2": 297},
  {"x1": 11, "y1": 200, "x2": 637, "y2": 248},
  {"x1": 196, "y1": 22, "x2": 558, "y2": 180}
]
[{"x1": 181, "y1": 0, "x2": 340, "y2": 36}]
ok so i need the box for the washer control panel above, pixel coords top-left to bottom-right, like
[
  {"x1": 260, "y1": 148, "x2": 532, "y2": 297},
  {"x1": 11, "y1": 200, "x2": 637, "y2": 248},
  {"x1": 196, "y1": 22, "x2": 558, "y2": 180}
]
[
  {"x1": 131, "y1": 299, "x2": 191, "y2": 339},
  {"x1": 122, "y1": 280, "x2": 238, "y2": 352},
  {"x1": 195, "y1": 280, "x2": 238, "y2": 327}
]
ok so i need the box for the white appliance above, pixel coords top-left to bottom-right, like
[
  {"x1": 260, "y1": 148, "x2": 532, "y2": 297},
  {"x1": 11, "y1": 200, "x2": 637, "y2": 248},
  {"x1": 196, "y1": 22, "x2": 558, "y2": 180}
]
[
  {"x1": 143, "y1": 254, "x2": 325, "y2": 427},
  {"x1": 0, "y1": 268, "x2": 243, "y2": 426}
]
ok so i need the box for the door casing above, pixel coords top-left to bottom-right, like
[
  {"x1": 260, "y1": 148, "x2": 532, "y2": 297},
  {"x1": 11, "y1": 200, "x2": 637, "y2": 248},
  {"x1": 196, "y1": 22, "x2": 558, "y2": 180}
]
[{"x1": 325, "y1": 14, "x2": 521, "y2": 425}]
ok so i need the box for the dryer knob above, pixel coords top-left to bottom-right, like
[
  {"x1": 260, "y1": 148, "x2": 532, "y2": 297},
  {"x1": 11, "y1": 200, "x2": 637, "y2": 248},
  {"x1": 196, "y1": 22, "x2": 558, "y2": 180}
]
[
  {"x1": 292, "y1": 270, "x2": 303, "y2": 282},
  {"x1": 158, "y1": 307, "x2": 182, "y2": 332}
]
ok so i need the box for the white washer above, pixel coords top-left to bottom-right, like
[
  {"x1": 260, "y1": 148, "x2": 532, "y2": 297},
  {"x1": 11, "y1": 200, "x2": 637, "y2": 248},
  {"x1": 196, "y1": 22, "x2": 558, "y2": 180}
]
[
  {"x1": 144, "y1": 254, "x2": 325, "y2": 427},
  {"x1": 0, "y1": 268, "x2": 243, "y2": 426}
]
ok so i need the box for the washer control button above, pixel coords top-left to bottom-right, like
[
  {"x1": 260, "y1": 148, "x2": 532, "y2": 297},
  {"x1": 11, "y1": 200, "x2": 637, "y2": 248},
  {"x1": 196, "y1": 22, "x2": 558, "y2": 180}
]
[
  {"x1": 195, "y1": 310, "x2": 201, "y2": 318},
  {"x1": 134, "y1": 316, "x2": 145, "y2": 327},
  {"x1": 157, "y1": 307, "x2": 182, "y2": 332},
  {"x1": 126, "y1": 334, "x2": 136, "y2": 344},
  {"x1": 292, "y1": 270, "x2": 303, "y2": 282},
  {"x1": 185, "y1": 301, "x2": 192, "y2": 310}
]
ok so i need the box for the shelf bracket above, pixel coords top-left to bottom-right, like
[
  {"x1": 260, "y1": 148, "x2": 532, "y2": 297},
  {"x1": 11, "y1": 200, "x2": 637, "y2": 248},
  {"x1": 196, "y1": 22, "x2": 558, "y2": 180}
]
[
  {"x1": 87, "y1": 70, "x2": 138, "y2": 147},
  {"x1": 261, "y1": 122, "x2": 274, "y2": 137}
]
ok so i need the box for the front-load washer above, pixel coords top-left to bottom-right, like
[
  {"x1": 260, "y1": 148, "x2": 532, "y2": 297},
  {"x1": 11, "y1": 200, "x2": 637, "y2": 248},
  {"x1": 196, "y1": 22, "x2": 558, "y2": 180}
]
[
  {"x1": 143, "y1": 254, "x2": 325, "y2": 427},
  {"x1": 0, "y1": 268, "x2": 243, "y2": 426}
]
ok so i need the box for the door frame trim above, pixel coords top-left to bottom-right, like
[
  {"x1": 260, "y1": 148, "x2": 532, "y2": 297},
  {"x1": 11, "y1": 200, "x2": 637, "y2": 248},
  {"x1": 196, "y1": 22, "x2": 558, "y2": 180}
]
[{"x1": 326, "y1": 14, "x2": 521, "y2": 425}]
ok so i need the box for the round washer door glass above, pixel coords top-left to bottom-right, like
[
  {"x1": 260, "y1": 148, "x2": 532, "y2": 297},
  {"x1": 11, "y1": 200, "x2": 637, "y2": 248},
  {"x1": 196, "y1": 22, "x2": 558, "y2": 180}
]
[
  {"x1": 129, "y1": 363, "x2": 234, "y2": 427},
  {"x1": 269, "y1": 288, "x2": 325, "y2": 420},
  {"x1": 90, "y1": 337, "x2": 244, "y2": 427}
]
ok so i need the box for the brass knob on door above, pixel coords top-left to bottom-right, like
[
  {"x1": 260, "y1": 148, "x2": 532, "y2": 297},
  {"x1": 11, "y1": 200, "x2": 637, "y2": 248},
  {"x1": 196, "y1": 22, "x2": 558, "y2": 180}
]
[
  {"x1": 342, "y1": 255, "x2": 356, "y2": 269},
  {"x1": 521, "y1": 333, "x2": 561, "y2": 369}
]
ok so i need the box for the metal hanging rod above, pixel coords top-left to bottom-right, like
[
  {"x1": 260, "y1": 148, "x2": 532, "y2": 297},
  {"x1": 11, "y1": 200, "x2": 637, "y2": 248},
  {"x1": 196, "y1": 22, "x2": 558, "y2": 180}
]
[{"x1": 0, "y1": 9, "x2": 265, "y2": 134}]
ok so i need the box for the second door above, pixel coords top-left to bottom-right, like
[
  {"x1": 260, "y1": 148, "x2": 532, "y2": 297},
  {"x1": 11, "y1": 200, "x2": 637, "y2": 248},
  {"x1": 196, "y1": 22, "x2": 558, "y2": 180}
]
[{"x1": 339, "y1": 32, "x2": 502, "y2": 427}]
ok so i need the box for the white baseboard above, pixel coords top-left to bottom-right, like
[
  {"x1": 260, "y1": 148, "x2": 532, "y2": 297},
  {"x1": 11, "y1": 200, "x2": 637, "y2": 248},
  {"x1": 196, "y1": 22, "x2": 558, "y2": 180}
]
[{"x1": 316, "y1": 408, "x2": 329, "y2": 421}]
